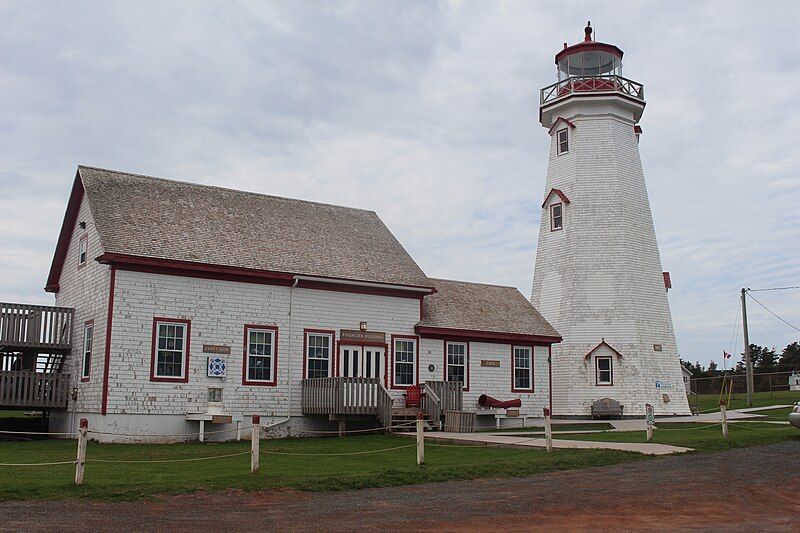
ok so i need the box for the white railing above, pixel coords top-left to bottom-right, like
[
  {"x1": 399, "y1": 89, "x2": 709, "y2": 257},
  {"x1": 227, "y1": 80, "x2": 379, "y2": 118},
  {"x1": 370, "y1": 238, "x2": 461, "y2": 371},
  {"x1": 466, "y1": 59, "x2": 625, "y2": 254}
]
[{"x1": 540, "y1": 75, "x2": 644, "y2": 106}]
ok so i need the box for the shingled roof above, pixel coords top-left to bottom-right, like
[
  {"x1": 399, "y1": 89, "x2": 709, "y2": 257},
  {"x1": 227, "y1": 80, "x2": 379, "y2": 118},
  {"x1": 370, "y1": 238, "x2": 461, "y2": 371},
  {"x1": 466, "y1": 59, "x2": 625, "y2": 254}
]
[
  {"x1": 416, "y1": 278, "x2": 560, "y2": 341},
  {"x1": 48, "y1": 166, "x2": 432, "y2": 289}
]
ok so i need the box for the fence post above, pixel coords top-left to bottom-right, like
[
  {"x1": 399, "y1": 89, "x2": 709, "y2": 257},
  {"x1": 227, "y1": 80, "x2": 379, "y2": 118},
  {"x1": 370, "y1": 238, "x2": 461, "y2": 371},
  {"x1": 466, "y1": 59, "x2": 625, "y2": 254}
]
[
  {"x1": 251, "y1": 415, "x2": 260, "y2": 474},
  {"x1": 75, "y1": 418, "x2": 88, "y2": 485},
  {"x1": 543, "y1": 407, "x2": 553, "y2": 453},
  {"x1": 720, "y1": 404, "x2": 728, "y2": 438},
  {"x1": 645, "y1": 403, "x2": 654, "y2": 442},
  {"x1": 416, "y1": 414, "x2": 425, "y2": 465},
  {"x1": 769, "y1": 373, "x2": 773, "y2": 398}
]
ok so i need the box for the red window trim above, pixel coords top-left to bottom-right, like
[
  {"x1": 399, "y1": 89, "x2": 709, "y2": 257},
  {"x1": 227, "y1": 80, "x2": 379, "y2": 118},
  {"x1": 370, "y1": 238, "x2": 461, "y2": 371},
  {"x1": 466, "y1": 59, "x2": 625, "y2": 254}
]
[
  {"x1": 149, "y1": 317, "x2": 191, "y2": 383},
  {"x1": 511, "y1": 345, "x2": 535, "y2": 393},
  {"x1": 77, "y1": 233, "x2": 89, "y2": 270},
  {"x1": 80, "y1": 319, "x2": 94, "y2": 382},
  {"x1": 242, "y1": 324, "x2": 279, "y2": 386},
  {"x1": 595, "y1": 355, "x2": 614, "y2": 386},
  {"x1": 302, "y1": 328, "x2": 335, "y2": 379},
  {"x1": 443, "y1": 339, "x2": 470, "y2": 392},
  {"x1": 390, "y1": 334, "x2": 419, "y2": 390},
  {"x1": 550, "y1": 202, "x2": 563, "y2": 232}
]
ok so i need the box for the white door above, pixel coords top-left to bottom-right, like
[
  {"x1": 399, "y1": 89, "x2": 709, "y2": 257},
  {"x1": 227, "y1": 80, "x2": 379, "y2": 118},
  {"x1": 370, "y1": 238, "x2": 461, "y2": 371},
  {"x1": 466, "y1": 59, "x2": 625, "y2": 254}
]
[{"x1": 339, "y1": 345, "x2": 384, "y2": 381}]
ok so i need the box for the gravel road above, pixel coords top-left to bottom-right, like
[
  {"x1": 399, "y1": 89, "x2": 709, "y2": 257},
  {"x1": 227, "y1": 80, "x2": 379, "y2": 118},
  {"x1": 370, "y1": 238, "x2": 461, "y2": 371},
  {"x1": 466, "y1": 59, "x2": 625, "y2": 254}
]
[{"x1": 3, "y1": 442, "x2": 799, "y2": 532}]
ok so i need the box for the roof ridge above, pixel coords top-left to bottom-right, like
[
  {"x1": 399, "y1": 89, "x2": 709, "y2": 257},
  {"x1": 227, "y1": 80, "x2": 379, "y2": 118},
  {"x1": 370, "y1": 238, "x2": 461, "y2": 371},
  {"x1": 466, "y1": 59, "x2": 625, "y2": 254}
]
[
  {"x1": 430, "y1": 277, "x2": 517, "y2": 290},
  {"x1": 77, "y1": 165, "x2": 377, "y2": 215}
]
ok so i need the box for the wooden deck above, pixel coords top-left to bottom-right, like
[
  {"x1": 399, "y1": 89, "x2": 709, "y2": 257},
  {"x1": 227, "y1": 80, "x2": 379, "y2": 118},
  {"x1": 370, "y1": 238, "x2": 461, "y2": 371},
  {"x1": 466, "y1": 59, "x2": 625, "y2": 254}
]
[
  {"x1": 301, "y1": 378, "x2": 464, "y2": 431},
  {"x1": 0, "y1": 371, "x2": 71, "y2": 409},
  {"x1": 0, "y1": 302, "x2": 74, "y2": 352}
]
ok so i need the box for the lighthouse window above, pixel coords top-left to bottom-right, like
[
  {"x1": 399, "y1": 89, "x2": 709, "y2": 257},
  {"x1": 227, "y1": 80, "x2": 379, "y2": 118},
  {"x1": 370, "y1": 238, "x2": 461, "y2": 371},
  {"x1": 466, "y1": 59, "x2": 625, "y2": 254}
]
[
  {"x1": 557, "y1": 128, "x2": 569, "y2": 154},
  {"x1": 596, "y1": 356, "x2": 613, "y2": 386},
  {"x1": 550, "y1": 203, "x2": 563, "y2": 231}
]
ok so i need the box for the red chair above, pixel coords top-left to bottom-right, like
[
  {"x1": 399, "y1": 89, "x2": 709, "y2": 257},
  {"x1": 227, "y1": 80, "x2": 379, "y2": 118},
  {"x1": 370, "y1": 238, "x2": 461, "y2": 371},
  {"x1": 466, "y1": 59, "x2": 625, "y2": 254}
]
[{"x1": 404, "y1": 385, "x2": 421, "y2": 408}]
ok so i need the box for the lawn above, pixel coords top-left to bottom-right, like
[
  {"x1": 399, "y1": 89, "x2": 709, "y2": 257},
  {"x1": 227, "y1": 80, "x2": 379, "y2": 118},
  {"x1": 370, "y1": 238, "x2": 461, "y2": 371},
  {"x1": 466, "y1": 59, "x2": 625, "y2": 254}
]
[
  {"x1": 750, "y1": 407, "x2": 793, "y2": 420},
  {"x1": 554, "y1": 421, "x2": 799, "y2": 453},
  {"x1": 0, "y1": 434, "x2": 643, "y2": 501},
  {"x1": 690, "y1": 389, "x2": 800, "y2": 412}
]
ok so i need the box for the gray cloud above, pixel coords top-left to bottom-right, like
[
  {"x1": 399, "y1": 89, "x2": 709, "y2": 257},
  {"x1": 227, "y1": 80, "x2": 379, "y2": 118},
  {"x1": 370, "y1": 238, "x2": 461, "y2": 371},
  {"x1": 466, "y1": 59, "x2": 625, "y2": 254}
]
[{"x1": 1, "y1": 1, "x2": 798, "y2": 365}]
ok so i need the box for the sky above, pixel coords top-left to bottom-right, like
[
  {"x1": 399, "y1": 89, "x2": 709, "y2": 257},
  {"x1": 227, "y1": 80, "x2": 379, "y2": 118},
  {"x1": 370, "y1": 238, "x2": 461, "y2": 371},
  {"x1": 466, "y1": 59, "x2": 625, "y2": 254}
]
[{"x1": 1, "y1": 1, "x2": 798, "y2": 368}]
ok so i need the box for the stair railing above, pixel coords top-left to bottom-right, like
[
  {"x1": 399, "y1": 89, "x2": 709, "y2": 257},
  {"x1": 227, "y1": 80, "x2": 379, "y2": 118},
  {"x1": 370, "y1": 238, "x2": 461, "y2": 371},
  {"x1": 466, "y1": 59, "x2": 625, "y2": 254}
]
[
  {"x1": 376, "y1": 382, "x2": 393, "y2": 428},
  {"x1": 422, "y1": 382, "x2": 442, "y2": 430}
]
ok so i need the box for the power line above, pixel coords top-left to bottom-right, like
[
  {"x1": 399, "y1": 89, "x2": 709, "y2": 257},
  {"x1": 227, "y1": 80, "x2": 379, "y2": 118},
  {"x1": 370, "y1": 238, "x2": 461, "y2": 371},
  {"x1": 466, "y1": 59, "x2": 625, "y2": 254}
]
[
  {"x1": 728, "y1": 300, "x2": 740, "y2": 357},
  {"x1": 746, "y1": 292, "x2": 800, "y2": 333},
  {"x1": 748, "y1": 285, "x2": 800, "y2": 292}
]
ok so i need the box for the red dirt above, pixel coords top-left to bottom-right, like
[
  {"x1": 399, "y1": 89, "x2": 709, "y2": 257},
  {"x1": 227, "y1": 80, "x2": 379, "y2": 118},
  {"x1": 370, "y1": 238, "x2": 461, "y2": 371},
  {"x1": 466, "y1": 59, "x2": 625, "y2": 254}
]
[{"x1": 3, "y1": 442, "x2": 799, "y2": 532}]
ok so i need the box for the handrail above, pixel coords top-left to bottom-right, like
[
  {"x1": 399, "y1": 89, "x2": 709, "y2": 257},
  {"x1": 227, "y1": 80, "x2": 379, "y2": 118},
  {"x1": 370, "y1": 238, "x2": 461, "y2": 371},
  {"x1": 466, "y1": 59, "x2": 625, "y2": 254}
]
[
  {"x1": 540, "y1": 74, "x2": 644, "y2": 106},
  {"x1": 422, "y1": 382, "x2": 442, "y2": 430}
]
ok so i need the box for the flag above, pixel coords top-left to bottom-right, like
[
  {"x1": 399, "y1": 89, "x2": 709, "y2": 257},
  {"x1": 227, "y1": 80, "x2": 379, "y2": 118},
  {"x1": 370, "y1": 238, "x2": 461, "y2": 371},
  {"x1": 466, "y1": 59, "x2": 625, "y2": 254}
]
[{"x1": 723, "y1": 351, "x2": 732, "y2": 359}]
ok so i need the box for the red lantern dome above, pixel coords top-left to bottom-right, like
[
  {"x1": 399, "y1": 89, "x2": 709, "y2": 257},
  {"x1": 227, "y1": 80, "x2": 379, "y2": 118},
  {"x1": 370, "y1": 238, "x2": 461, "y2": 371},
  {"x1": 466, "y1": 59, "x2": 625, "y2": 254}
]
[{"x1": 555, "y1": 22, "x2": 624, "y2": 79}]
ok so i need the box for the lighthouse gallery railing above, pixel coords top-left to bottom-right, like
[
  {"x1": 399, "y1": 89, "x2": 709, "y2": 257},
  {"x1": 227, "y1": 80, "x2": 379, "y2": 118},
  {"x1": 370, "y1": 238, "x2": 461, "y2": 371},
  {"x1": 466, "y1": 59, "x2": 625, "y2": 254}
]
[{"x1": 540, "y1": 75, "x2": 644, "y2": 106}]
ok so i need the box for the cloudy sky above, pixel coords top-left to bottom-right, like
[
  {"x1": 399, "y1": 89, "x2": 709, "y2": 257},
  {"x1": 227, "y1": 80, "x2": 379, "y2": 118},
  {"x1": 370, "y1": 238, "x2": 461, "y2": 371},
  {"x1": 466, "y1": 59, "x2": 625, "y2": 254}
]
[{"x1": 1, "y1": 1, "x2": 798, "y2": 367}]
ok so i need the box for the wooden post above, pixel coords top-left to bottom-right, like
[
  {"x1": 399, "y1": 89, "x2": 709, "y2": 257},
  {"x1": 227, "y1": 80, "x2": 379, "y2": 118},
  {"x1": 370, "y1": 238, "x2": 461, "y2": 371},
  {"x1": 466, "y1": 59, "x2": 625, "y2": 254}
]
[
  {"x1": 416, "y1": 416, "x2": 425, "y2": 465},
  {"x1": 75, "y1": 418, "x2": 88, "y2": 485},
  {"x1": 645, "y1": 403, "x2": 654, "y2": 442},
  {"x1": 543, "y1": 407, "x2": 553, "y2": 453},
  {"x1": 251, "y1": 415, "x2": 260, "y2": 474},
  {"x1": 198, "y1": 420, "x2": 205, "y2": 443},
  {"x1": 720, "y1": 404, "x2": 729, "y2": 438},
  {"x1": 236, "y1": 420, "x2": 241, "y2": 441},
  {"x1": 646, "y1": 423, "x2": 653, "y2": 442},
  {"x1": 338, "y1": 420, "x2": 345, "y2": 438}
]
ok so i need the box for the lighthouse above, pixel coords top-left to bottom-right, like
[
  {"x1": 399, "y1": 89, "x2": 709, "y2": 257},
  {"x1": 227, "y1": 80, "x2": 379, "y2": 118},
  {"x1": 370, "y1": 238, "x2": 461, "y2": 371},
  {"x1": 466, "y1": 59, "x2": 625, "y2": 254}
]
[{"x1": 531, "y1": 23, "x2": 691, "y2": 416}]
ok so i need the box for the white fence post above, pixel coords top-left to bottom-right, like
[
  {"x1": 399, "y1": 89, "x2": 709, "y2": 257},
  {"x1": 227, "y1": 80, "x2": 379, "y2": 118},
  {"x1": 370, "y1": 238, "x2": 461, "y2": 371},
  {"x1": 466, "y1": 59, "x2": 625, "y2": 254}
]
[
  {"x1": 645, "y1": 403, "x2": 654, "y2": 442},
  {"x1": 251, "y1": 415, "x2": 260, "y2": 474},
  {"x1": 720, "y1": 404, "x2": 729, "y2": 438},
  {"x1": 543, "y1": 407, "x2": 553, "y2": 453},
  {"x1": 416, "y1": 416, "x2": 425, "y2": 465},
  {"x1": 75, "y1": 418, "x2": 88, "y2": 485}
]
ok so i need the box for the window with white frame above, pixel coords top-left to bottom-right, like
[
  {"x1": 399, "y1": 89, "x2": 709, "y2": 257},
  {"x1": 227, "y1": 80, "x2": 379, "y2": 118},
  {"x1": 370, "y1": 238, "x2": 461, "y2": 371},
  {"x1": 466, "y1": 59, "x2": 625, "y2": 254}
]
[
  {"x1": 550, "y1": 203, "x2": 563, "y2": 231},
  {"x1": 154, "y1": 320, "x2": 188, "y2": 379},
  {"x1": 557, "y1": 128, "x2": 569, "y2": 154},
  {"x1": 446, "y1": 341, "x2": 467, "y2": 387},
  {"x1": 306, "y1": 332, "x2": 332, "y2": 378},
  {"x1": 513, "y1": 346, "x2": 533, "y2": 390},
  {"x1": 245, "y1": 327, "x2": 276, "y2": 384},
  {"x1": 78, "y1": 235, "x2": 88, "y2": 266},
  {"x1": 596, "y1": 356, "x2": 613, "y2": 385},
  {"x1": 393, "y1": 338, "x2": 416, "y2": 387},
  {"x1": 81, "y1": 322, "x2": 93, "y2": 380}
]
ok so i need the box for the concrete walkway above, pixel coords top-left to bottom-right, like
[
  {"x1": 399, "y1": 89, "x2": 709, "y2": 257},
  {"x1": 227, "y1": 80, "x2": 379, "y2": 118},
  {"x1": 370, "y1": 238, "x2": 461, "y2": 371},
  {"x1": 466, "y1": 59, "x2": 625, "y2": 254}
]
[{"x1": 424, "y1": 431, "x2": 692, "y2": 456}]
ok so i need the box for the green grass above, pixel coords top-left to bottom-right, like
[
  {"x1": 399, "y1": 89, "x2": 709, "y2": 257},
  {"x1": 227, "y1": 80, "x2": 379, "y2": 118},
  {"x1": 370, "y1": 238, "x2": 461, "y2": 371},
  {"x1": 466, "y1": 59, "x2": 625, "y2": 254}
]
[
  {"x1": 0, "y1": 410, "x2": 40, "y2": 419},
  {"x1": 690, "y1": 390, "x2": 800, "y2": 412},
  {"x1": 554, "y1": 421, "x2": 799, "y2": 453},
  {"x1": 748, "y1": 407, "x2": 793, "y2": 420},
  {"x1": 0, "y1": 435, "x2": 643, "y2": 501}
]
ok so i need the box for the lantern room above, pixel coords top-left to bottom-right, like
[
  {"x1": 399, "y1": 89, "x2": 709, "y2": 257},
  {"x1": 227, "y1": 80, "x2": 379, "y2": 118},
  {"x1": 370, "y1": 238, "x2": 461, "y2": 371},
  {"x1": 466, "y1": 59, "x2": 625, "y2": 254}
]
[{"x1": 556, "y1": 22, "x2": 624, "y2": 80}]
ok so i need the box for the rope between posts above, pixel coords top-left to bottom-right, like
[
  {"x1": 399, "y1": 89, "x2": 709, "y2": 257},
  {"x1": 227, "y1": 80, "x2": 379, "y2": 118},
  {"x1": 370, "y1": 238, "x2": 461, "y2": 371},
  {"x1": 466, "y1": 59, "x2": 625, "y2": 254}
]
[
  {"x1": 309, "y1": 422, "x2": 418, "y2": 435},
  {"x1": 0, "y1": 430, "x2": 78, "y2": 436},
  {"x1": 0, "y1": 460, "x2": 76, "y2": 467},
  {"x1": 728, "y1": 422, "x2": 793, "y2": 431},
  {"x1": 88, "y1": 425, "x2": 254, "y2": 438},
  {"x1": 264, "y1": 444, "x2": 415, "y2": 456},
  {"x1": 654, "y1": 423, "x2": 720, "y2": 431},
  {"x1": 87, "y1": 450, "x2": 252, "y2": 464}
]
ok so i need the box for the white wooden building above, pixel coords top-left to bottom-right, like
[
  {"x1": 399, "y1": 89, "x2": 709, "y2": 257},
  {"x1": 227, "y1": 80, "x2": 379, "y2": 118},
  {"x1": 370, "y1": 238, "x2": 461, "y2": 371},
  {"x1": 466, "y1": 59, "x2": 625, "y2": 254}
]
[
  {"x1": 531, "y1": 23, "x2": 692, "y2": 417},
  {"x1": 45, "y1": 166, "x2": 560, "y2": 441}
]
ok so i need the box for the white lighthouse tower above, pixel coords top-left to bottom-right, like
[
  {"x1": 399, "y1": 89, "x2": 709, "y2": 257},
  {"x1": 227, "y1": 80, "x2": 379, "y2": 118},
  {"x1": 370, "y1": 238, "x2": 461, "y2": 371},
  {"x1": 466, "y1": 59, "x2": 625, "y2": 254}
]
[{"x1": 531, "y1": 23, "x2": 691, "y2": 417}]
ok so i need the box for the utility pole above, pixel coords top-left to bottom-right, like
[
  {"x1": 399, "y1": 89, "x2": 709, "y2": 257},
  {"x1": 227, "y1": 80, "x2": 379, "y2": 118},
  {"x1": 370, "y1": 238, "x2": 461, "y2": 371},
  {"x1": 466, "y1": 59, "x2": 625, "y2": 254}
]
[{"x1": 741, "y1": 288, "x2": 754, "y2": 407}]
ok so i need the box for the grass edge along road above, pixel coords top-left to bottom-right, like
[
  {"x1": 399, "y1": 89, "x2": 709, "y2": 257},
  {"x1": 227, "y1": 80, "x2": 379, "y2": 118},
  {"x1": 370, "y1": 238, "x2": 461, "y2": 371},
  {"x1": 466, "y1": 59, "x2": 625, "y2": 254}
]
[
  {"x1": 691, "y1": 389, "x2": 800, "y2": 412},
  {"x1": 2, "y1": 415, "x2": 799, "y2": 502}
]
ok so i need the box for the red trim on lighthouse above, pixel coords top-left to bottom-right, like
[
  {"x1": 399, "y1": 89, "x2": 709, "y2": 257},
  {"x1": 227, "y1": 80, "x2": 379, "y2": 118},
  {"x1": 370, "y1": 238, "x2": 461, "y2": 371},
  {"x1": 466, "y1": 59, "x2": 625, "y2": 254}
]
[
  {"x1": 100, "y1": 266, "x2": 116, "y2": 415},
  {"x1": 541, "y1": 188, "x2": 571, "y2": 208},
  {"x1": 547, "y1": 117, "x2": 576, "y2": 136}
]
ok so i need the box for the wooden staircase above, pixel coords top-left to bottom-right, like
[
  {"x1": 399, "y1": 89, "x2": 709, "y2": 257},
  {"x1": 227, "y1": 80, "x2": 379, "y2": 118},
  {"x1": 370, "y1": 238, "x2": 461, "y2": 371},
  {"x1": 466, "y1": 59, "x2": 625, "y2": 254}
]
[{"x1": 390, "y1": 407, "x2": 433, "y2": 432}]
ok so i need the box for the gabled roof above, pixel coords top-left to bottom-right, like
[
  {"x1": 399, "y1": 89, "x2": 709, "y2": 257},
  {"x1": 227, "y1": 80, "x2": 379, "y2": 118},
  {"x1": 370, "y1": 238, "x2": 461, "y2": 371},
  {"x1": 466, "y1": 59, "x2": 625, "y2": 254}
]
[
  {"x1": 416, "y1": 278, "x2": 561, "y2": 343},
  {"x1": 541, "y1": 188, "x2": 571, "y2": 208},
  {"x1": 46, "y1": 166, "x2": 433, "y2": 291},
  {"x1": 547, "y1": 117, "x2": 576, "y2": 135},
  {"x1": 583, "y1": 339, "x2": 623, "y2": 360}
]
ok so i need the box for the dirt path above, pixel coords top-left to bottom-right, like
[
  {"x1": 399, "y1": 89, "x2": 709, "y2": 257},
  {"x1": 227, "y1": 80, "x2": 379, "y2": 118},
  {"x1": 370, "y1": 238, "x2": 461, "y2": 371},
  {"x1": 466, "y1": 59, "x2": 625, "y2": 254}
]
[{"x1": 3, "y1": 442, "x2": 799, "y2": 532}]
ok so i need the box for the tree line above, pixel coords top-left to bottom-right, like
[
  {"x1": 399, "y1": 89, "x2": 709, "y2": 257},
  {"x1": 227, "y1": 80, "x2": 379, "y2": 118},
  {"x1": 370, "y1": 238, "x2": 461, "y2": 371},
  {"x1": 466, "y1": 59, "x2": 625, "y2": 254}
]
[{"x1": 682, "y1": 341, "x2": 800, "y2": 378}]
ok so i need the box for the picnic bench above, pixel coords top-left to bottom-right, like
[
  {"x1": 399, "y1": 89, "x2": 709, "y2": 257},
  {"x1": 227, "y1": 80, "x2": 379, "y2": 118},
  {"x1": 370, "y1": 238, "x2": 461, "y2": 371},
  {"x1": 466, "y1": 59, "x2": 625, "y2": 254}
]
[{"x1": 591, "y1": 397, "x2": 624, "y2": 419}]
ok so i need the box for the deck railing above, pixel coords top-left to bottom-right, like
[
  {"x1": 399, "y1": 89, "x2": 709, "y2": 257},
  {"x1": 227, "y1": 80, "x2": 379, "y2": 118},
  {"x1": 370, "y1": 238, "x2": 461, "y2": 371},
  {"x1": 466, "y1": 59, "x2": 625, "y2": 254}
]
[
  {"x1": 0, "y1": 371, "x2": 71, "y2": 409},
  {"x1": 0, "y1": 303, "x2": 74, "y2": 350},
  {"x1": 422, "y1": 383, "x2": 442, "y2": 430},
  {"x1": 424, "y1": 380, "x2": 463, "y2": 411},
  {"x1": 540, "y1": 75, "x2": 644, "y2": 106},
  {"x1": 301, "y1": 377, "x2": 393, "y2": 426}
]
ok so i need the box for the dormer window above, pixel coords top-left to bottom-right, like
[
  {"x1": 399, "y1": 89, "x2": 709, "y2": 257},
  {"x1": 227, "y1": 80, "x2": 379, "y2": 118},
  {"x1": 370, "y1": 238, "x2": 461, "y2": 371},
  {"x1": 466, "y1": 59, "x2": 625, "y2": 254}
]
[
  {"x1": 550, "y1": 203, "x2": 563, "y2": 231},
  {"x1": 557, "y1": 128, "x2": 569, "y2": 154}
]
